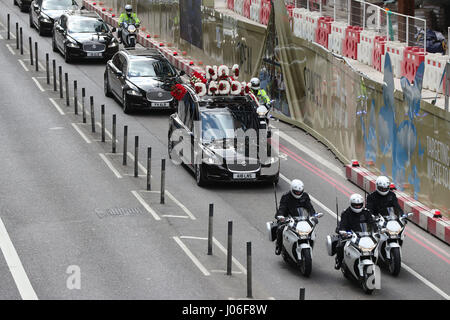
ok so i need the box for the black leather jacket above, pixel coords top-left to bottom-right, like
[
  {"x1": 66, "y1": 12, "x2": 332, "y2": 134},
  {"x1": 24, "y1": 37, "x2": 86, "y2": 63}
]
[
  {"x1": 338, "y1": 207, "x2": 377, "y2": 233},
  {"x1": 275, "y1": 192, "x2": 315, "y2": 219},
  {"x1": 366, "y1": 191, "x2": 404, "y2": 217}
]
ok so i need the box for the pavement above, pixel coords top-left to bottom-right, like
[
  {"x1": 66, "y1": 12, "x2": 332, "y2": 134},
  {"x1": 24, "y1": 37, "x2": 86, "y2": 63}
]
[{"x1": 0, "y1": 0, "x2": 448, "y2": 300}]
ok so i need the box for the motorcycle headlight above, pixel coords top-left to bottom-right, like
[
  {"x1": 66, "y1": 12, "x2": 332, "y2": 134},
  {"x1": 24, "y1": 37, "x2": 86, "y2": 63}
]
[
  {"x1": 127, "y1": 25, "x2": 136, "y2": 33},
  {"x1": 358, "y1": 244, "x2": 376, "y2": 252},
  {"x1": 297, "y1": 230, "x2": 312, "y2": 237}
]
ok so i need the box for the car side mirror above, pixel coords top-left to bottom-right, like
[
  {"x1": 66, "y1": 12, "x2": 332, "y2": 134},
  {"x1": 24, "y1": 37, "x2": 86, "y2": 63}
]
[
  {"x1": 116, "y1": 70, "x2": 123, "y2": 77},
  {"x1": 339, "y1": 231, "x2": 348, "y2": 237},
  {"x1": 179, "y1": 70, "x2": 186, "y2": 76},
  {"x1": 316, "y1": 212, "x2": 324, "y2": 218}
]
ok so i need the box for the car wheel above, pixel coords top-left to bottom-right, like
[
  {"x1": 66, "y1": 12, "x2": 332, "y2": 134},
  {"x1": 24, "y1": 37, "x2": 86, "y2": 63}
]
[
  {"x1": 52, "y1": 34, "x2": 58, "y2": 52},
  {"x1": 64, "y1": 46, "x2": 72, "y2": 63},
  {"x1": 19, "y1": 2, "x2": 27, "y2": 12},
  {"x1": 122, "y1": 92, "x2": 132, "y2": 114},
  {"x1": 104, "y1": 73, "x2": 112, "y2": 97},
  {"x1": 38, "y1": 22, "x2": 45, "y2": 36},
  {"x1": 14, "y1": 0, "x2": 17, "y2": 6},
  {"x1": 195, "y1": 164, "x2": 207, "y2": 187}
]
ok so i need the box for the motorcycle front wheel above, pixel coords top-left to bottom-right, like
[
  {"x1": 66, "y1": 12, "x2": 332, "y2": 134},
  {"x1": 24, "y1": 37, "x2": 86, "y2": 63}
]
[
  {"x1": 361, "y1": 266, "x2": 374, "y2": 295},
  {"x1": 389, "y1": 247, "x2": 401, "y2": 276},
  {"x1": 299, "y1": 249, "x2": 312, "y2": 277}
]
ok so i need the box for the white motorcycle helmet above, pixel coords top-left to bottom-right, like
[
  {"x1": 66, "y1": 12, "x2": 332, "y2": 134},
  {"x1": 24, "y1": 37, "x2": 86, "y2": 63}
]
[
  {"x1": 290, "y1": 179, "x2": 304, "y2": 199},
  {"x1": 250, "y1": 77, "x2": 261, "y2": 91},
  {"x1": 125, "y1": 4, "x2": 132, "y2": 16},
  {"x1": 376, "y1": 176, "x2": 390, "y2": 196},
  {"x1": 349, "y1": 193, "x2": 364, "y2": 213}
]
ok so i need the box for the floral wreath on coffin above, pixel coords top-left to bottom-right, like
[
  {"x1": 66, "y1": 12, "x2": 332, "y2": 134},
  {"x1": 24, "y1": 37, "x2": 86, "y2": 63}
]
[{"x1": 170, "y1": 64, "x2": 258, "y2": 102}]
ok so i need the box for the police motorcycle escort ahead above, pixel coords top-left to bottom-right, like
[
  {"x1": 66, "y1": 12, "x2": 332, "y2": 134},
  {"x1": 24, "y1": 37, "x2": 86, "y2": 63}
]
[
  {"x1": 377, "y1": 207, "x2": 413, "y2": 276},
  {"x1": 267, "y1": 180, "x2": 323, "y2": 277},
  {"x1": 120, "y1": 21, "x2": 138, "y2": 48},
  {"x1": 326, "y1": 194, "x2": 382, "y2": 294}
]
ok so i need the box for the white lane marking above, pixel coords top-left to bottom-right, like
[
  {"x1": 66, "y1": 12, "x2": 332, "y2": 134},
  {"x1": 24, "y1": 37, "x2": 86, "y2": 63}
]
[
  {"x1": 180, "y1": 236, "x2": 208, "y2": 241},
  {"x1": 166, "y1": 191, "x2": 196, "y2": 220},
  {"x1": 212, "y1": 237, "x2": 247, "y2": 275},
  {"x1": 18, "y1": 59, "x2": 29, "y2": 71},
  {"x1": 131, "y1": 191, "x2": 161, "y2": 221},
  {"x1": 0, "y1": 34, "x2": 3, "y2": 40},
  {"x1": 31, "y1": 77, "x2": 45, "y2": 92},
  {"x1": 99, "y1": 153, "x2": 122, "y2": 179},
  {"x1": 401, "y1": 264, "x2": 449, "y2": 300},
  {"x1": 71, "y1": 123, "x2": 91, "y2": 144},
  {"x1": 279, "y1": 173, "x2": 449, "y2": 300},
  {"x1": 0, "y1": 218, "x2": 38, "y2": 300},
  {"x1": 271, "y1": 126, "x2": 345, "y2": 178},
  {"x1": 162, "y1": 215, "x2": 190, "y2": 219},
  {"x1": 48, "y1": 98, "x2": 65, "y2": 115},
  {"x1": 211, "y1": 270, "x2": 243, "y2": 274},
  {"x1": 6, "y1": 44, "x2": 15, "y2": 55},
  {"x1": 173, "y1": 237, "x2": 210, "y2": 276}
]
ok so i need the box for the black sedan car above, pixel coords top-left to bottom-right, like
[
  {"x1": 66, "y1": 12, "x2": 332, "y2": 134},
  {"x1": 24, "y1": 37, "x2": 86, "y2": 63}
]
[
  {"x1": 30, "y1": 0, "x2": 78, "y2": 36},
  {"x1": 104, "y1": 48, "x2": 185, "y2": 114},
  {"x1": 52, "y1": 10, "x2": 118, "y2": 63},
  {"x1": 168, "y1": 87, "x2": 280, "y2": 187},
  {"x1": 14, "y1": 0, "x2": 32, "y2": 12}
]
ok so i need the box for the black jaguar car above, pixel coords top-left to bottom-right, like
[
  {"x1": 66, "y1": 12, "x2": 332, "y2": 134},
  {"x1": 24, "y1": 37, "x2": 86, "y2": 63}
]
[
  {"x1": 168, "y1": 87, "x2": 280, "y2": 187},
  {"x1": 14, "y1": 0, "x2": 32, "y2": 12},
  {"x1": 30, "y1": 0, "x2": 78, "y2": 36},
  {"x1": 104, "y1": 48, "x2": 185, "y2": 113},
  {"x1": 52, "y1": 10, "x2": 119, "y2": 63}
]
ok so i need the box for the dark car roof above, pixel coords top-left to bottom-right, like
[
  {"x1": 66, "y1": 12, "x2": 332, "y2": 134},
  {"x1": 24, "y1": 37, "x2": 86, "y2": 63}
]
[
  {"x1": 65, "y1": 9, "x2": 101, "y2": 19},
  {"x1": 121, "y1": 48, "x2": 165, "y2": 59}
]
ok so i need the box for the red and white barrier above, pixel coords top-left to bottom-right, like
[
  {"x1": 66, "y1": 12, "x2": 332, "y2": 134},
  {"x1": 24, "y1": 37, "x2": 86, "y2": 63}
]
[
  {"x1": 371, "y1": 36, "x2": 386, "y2": 72},
  {"x1": 343, "y1": 26, "x2": 363, "y2": 60},
  {"x1": 227, "y1": 0, "x2": 235, "y2": 11},
  {"x1": 328, "y1": 21, "x2": 347, "y2": 55},
  {"x1": 357, "y1": 30, "x2": 376, "y2": 65},
  {"x1": 381, "y1": 41, "x2": 406, "y2": 77},
  {"x1": 305, "y1": 11, "x2": 321, "y2": 42},
  {"x1": 315, "y1": 16, "x2": 333, "y2": 49},
  {"x1": 423, "y1": 53, "x2": 449, "y2": 93},
  {"x1": 346, "y1": 162, "x2": 450, "y2": 245},
  {"x1": 249, "y1": 0, "x2": 261, "y2": 23},
  {"x1": 401, "y1": 46, "x2": 426, "y2": 84},
  {"x1": 234, "y1": 0, "x2": 244, "y2": 16},
  {"x1": 293, "y1": 8, "x2": 308, "y2": 40}
]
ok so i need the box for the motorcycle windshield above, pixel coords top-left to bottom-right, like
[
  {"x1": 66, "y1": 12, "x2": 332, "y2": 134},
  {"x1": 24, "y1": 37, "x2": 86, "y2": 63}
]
[
  {"x1": 358, "y1": 223, "x2": 375, "y2": 237},
  {"x1": 295, "y1": 207, "x2": 309, "y2": 221}
]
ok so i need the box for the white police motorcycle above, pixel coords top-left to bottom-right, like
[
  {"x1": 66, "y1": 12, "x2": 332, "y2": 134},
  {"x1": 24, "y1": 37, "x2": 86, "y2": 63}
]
[
  {"x1": 327, "y1": 222, "x2": 381, "y2": 294},
  {"x1": 267, "y1": 208, "x2": 323, "y2": 277},
  {"x1": 377, "y1": 207, "x2": 413, "y2": 276},
  {"x1": 120, "y1": 21, "x2": 139, "y2": 48}
]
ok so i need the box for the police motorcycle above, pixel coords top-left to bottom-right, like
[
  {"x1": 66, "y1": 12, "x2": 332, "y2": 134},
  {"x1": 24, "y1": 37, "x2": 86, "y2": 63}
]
[
  {"x1": 267, "y1": 208, "x2": 324, "y2": 277},
  {"x1": 327, "y1": 222, "x2": 382, "y2": 294},
  {"x1": 376, "y1": 207, "x2": 413, "y2": 276},
  {"x1": 120, "y1": 21, "x2": 139, "y2": 48},
  {"x1": 256, "y1": 100, "x2": 275, "y2": 135}
]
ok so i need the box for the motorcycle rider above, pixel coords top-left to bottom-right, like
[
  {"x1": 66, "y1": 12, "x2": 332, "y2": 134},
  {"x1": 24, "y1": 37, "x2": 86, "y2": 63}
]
[
  {"x1": 334, "y1": 194, "x2": 378, "y2": 270},
  {"x1": 250, "y1": 77, "x2": 271, "y2": 107},
  {"x1": 274, "y1": 179, "x2": 316, "y2": 255},
  {"x1": 118, "y1": 4, "x2": 141, "y2": 44},
  {"x1": 366, "y1": 176, "x2": 404, "y2": 218}
]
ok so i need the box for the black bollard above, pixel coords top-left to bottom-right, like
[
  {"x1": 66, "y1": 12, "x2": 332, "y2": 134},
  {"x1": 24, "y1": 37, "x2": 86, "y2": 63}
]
[
  {"x1": 73, "y1": 81, "x2": 78, "y2": 115},
  {"x1": 160, "y1": 159, "x2": 166, "y2": 204},
  {"x1": 28, "y1": 37, "x2": 33, "y2": 65},
  {"x1": 15, "y1": 23, "x2": 18, "y2": 49},
  {"x1": 122, "y1": 125, "x2": 128, "y2": 165},
  {"x1": 35, "y1": 42, "x2": 38, "y2": 71},
  {"x1": 101, "y1": 105, "x2": 105, "y2": 142},
  {"x1": 207, "y1": 204, "x2": 213, "y2": 255},
  {"x1": 147, "y1": 147, "x2": 151, "y2": 190},
  {"x1": 227, "y1": 221, "x2": 233, "y2": 276},
  {"x1": 7, "y1": 14, "x2": 10, "y2": 40},
  {"x1": 90, "y1": 96, "x2": 95, "y2": 133},
  {"x1": 20, "y1": 27, "x2": 23, "y2": 55},
  {"x1": 247, "y1": 242, "x2": 252, "y2": 298},
  {"x1": 52, "y1": 59, "x2": 56, "y2": 91},
  {"x1": 65, "y1": 73, "x2": 69, "y2": 106},
  {"x1": 299, "y1": 288, "x2": 305, "y2": 300},
  {"x1": 46, "y1": 53, "x2": 49, "y2": 84},
  {"x1": 134, "y1": 136, "x2": 139, "y2": 177},
  {"x1": 59, "y1": 66, "x2": 63, "y2": 99},
  {"x1": 81, "y1": 88, "x2": 86, "y2": 123},
  {"x1": 112, "y1": 114, "x2": 116, "y2": 153}
]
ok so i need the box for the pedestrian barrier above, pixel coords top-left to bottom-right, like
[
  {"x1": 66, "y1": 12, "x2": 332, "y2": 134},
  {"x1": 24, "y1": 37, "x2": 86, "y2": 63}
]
[
  {"x1": 315, "y1": 16, "x2": 333, "y2": 49},
  {"x1": 260, "y1": 0, "x2": 271, "y2": 26},
  {"x1": 343, "y1": 26, "x2": 362, "y2": 60},
  {"x1": 305, "y1": 11, "x2": 321, "y2": 42},
  {"x1": 371, "y1": 36, "x2": 386, "y2": 72},
  {"x1": 292, "y1": 8, "x2": 308, "y2": 39},
  {"x1": 401, "y1": 46, "x2": 426, "y2": 84},
  {"x1": 328, "y1": 21, "x2": 347, "y2": 55},
  {"x1": 243, "y1": 0, "x2": 251, "y2": 19},
  {"x1": 249, "y1": 0, "x2": 261, "y2": 23},
  {"x1": 381, "y1": 41, "x2": 406, "y2": 77},
  {"x1": 357, "y1": 30, "x2": 376, "y2": 65},
  {"x1": 227, "y1": 0, "x2": 235, "y2": 11},
  {"x1": 423, "y1": 53, "x2": 449, "y2": 93},
  {"x1": 234, "y1": 0, "x2": 244, "y2": 16}
]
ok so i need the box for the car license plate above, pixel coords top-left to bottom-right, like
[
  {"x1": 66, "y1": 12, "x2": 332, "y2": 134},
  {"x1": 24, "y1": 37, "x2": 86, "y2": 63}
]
[
  {"x1": 87, "y1": 52, "x2": 102, "y2": 57},
  {"x1": 233, "y1": 173, "x2": 256, "y2": 180},
  {"x1": 152, "y1": 102, "x2": 170, "y2": 107}
]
